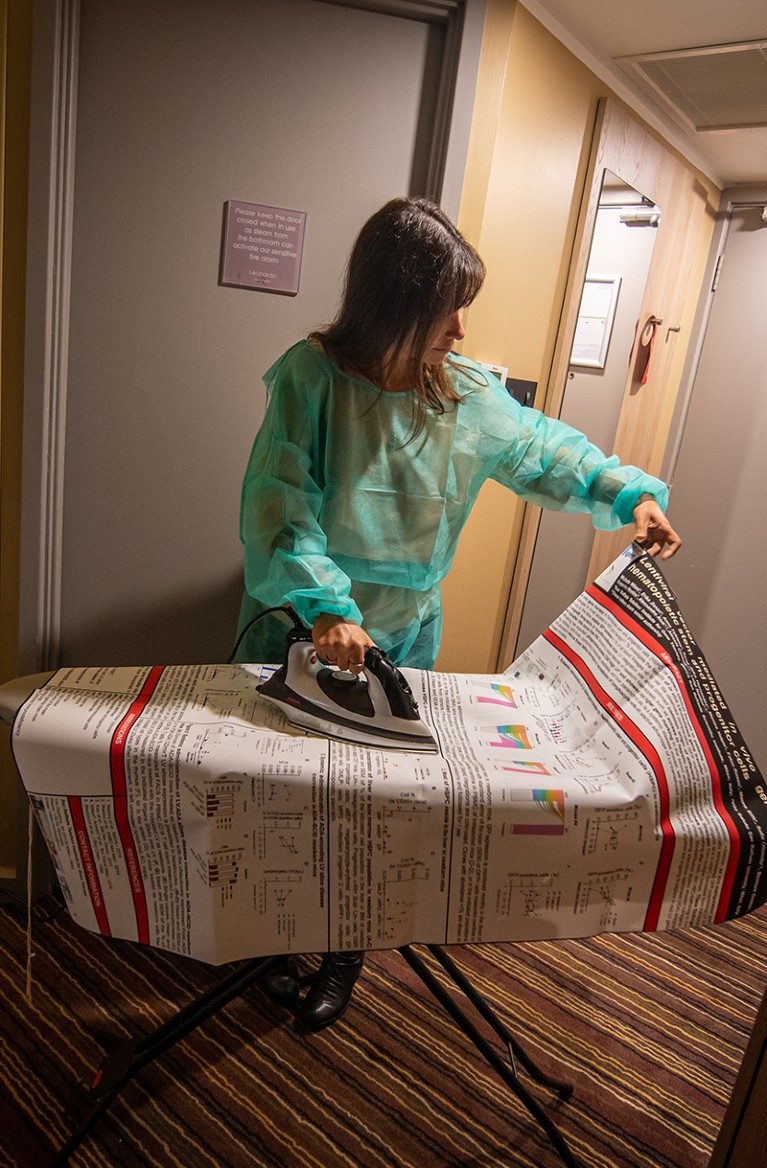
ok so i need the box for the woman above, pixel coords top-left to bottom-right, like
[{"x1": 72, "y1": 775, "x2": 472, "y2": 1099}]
[{"x1": 234, "y1": 196, "x2": 681, "y2": 1030}]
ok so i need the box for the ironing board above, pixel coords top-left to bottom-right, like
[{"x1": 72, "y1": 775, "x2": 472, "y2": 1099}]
[
  {"x1": 10, "y1": 546, "x2": 767, "y2": 1165},
  {"x1": 1, "y1": 673, "x2": 581, "y2": 1167},
  {"x1": 50, "y1": 945, "x2": 579, "y2": 1168}
]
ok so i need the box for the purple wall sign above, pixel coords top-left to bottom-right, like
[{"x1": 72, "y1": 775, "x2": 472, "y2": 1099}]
[{"x1": 219, "y1": 200, "x2": 306, "y2": 295}]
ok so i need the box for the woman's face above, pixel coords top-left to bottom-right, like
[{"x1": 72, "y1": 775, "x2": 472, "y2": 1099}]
[{"x1": 425, "y1": 308, "x2": 465, "y2": 365}]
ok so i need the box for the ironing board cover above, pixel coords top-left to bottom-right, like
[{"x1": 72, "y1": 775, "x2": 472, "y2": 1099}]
[{"x1": 9, "y1": 547, "x2": 767, "y2": 964}]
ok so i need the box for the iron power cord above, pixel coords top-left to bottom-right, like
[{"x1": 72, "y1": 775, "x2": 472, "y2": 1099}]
[{"x1": 226, "y1": 605, "x2": 305, "y2": 664}]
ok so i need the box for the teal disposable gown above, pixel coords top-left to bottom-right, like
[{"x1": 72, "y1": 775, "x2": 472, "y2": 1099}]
[{"x1": 234, "y1": 340, "x2": 669, "y2": 668}]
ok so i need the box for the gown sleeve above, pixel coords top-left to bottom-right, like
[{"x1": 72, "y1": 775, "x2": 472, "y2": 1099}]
[
  {"x1": 239, "y1": 346, "x2": 364, "y2": 629},
  {"x1": 486, "y1": 385, "x2": 669, "y2": 529}
]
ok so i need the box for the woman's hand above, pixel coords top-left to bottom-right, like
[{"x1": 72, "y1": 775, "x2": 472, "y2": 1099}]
[
  {"x1": 312, "y1": 614, "x2": 376, "y2": 675},
  {"x1": 633, "y1": 497, "x2": 682, "y2": 560}
]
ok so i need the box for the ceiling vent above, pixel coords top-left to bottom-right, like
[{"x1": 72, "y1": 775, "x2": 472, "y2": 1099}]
[{"x1": 618, "y1": 40, "x2": 767, "y2": 132}]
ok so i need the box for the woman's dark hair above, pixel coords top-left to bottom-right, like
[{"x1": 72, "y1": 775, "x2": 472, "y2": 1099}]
[{"x1": 310, "y1": 197, "x2": 486, "y2": 436}]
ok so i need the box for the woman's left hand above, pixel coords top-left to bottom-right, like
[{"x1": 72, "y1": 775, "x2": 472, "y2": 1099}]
[{"x1": 633, "y1": 497, "x2": 682, "y2": 559}]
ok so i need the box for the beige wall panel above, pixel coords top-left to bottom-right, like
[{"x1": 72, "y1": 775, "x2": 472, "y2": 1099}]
[
  {"x1": 500, "y1": 97, "x2": 717, "y2": 662},
  {"x1": 440, "y1": 3, "x2": 604, "y2": 671},
  {"x1": 439, "y1": 1, "x2": 719, "y2": 673}
]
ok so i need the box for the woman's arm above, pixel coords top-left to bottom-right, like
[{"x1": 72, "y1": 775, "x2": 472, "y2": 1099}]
[
  {"x1": 240, "y1": 347, "x2": 364, "y2": 632},
  {"x1": 489, "y1": 390, "x2": 678, "y2": 539}
]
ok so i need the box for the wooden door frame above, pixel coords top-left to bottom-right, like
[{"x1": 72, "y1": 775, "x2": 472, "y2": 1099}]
[
  {"x1": 709, "y1": 977, "x2": 767, "y2": 1166},
  {"x1": 497, "y1": 97, "x2": 719, "y2": 667}
]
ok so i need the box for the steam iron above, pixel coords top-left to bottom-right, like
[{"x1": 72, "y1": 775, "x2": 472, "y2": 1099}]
[{"x1": 258, "y1": 627, "x2": 438, "y2": 752}]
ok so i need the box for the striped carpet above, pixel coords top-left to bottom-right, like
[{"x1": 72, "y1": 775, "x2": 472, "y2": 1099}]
[{"x1": 1, "y1": 896, "x2": 766, "y2": 1168}]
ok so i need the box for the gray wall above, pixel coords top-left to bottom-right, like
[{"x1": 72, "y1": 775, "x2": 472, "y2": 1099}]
[
  {"x1": 29, "y1": 0, "x2": 463, "y2": 668},
  {"x1": 664, "y1": 198, "x2": 767, "y2": 771}
]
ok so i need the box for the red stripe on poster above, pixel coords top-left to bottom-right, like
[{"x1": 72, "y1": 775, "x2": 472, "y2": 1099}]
[
  {"x1": 110, "y1": 666, "x2": 165, "y2": 943},
  {"x1": 543, "y1": 627, "x2": 674, "y2": 930},
  {"x1": 586, "y1": 584, "x2": 741, "y2": 921},
  {"x1": 68, "y1": 796, "x2": 111, "y2": 936}
]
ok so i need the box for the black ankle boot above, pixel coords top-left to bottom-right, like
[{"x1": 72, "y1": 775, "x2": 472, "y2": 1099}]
[
  {"x1": 259, "y1": 955, "x2": 300, "y2": 1006},
  {"x1": 301, "y1": 951, "x2": 364, "y2": 1031}
]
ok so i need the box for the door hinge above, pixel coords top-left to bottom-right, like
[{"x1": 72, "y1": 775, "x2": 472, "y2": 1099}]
[{"x1": 711, "y1": 253, "x2": 725, "y2": 291}]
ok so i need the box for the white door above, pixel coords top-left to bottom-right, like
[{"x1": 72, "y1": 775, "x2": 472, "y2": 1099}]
[
  {"x1": 663, "y1": 197, "x2": 767, "y2": 770},
  {"x1": 24, "y1": 0, "x2": 477, "y2": 668}
]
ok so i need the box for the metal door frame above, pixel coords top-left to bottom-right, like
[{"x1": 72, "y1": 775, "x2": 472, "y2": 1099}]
[{"x1": 662, "y1": 183, "x2": 767, "y2": 486}]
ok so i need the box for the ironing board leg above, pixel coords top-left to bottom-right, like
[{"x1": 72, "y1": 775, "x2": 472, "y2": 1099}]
[
  {"x1": 52, "y1": 947, "x2": 581, "y2": 1167},
  {"x1": 398, "y1": 945, "x2": 582, "y2": 1168},
  {"x1": 427, "y1": 944, "x2": 574, "y2": 1096},
  {"x1": 50, "y1": 955, "x2": 281, "y2": 1167}
]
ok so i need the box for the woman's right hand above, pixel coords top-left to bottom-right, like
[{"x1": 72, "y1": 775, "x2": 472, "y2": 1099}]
[{"x1": 312, "y1": 613, "x2": 375, "y2": 675}]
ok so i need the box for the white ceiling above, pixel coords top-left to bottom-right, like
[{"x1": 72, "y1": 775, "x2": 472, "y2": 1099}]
[{"x1": 521, "y1": 0, "x2": 767, "y2": 188}]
